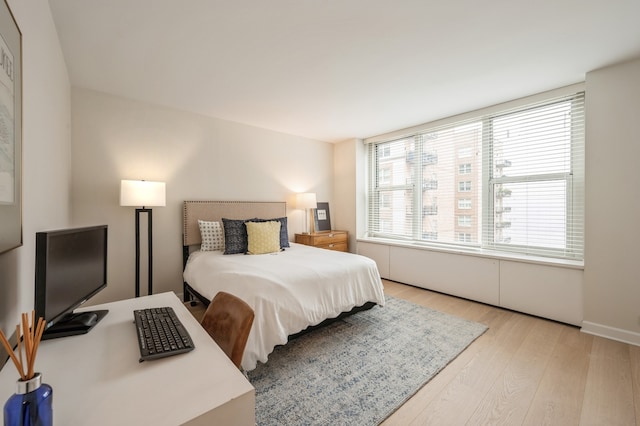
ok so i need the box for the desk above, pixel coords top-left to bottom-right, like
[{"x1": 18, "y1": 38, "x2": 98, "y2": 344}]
[{"x1": 0, "y1": 292, "x2": 255, "y2": 425}]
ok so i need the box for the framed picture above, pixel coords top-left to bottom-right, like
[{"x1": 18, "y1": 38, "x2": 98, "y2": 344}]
[
  {"x1": 0, "y1": 0, "x2": 23, "y2": 254},
  {"x1": 313, "y1": 202, "x2": 331, "y2": 232}
]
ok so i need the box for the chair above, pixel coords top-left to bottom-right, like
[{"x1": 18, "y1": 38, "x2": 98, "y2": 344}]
[{"x1": 200, "y1": 291, "x2": 255, "y2": 369}]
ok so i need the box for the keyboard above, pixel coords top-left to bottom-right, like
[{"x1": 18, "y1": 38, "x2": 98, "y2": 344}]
[{"x1": 133, "y1": 307, "x2": 195, "y2": 362}]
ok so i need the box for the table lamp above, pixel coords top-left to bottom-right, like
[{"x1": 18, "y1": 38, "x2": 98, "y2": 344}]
[{"x1": 296, "y1": 192, "x2": 317, "y2": 234}]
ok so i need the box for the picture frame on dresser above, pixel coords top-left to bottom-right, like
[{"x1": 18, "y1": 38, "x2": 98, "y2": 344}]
[
  {"x1": 313, "y1": 202, "x2": 331, "y2": 232},
  {"x1": 0, "y1": 0, "x2": 23, "y2": 254}
]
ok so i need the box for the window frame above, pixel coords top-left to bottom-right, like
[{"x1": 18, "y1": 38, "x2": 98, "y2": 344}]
[{"x1": 365, "y1": 88, "x2": 585, "y2": 261}]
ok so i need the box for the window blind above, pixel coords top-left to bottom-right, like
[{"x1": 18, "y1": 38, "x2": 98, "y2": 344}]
[{"x1": 366, "y1": 91, "x2": 585, "y2": 261}]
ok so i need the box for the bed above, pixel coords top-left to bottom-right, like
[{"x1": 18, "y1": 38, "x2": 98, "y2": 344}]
[{"x1": 182, "y1": 200, "x2": 385, "y2": 371}]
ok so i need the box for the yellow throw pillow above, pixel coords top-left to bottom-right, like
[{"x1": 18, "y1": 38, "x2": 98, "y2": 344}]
[{"x1": 246, "y1": 221, "x2": 281, "y2": 255}]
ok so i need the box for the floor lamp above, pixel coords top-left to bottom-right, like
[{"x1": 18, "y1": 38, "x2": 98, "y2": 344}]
[
  {"x1": 296, "y1": 192, "x2": 317, "y2": 234},
  {"x1": 120, "y1": 180, "x2": 166, "y2": 297}
]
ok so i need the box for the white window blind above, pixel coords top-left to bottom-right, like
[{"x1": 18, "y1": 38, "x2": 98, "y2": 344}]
[{"x1": 366, "y1": 91, "x2": 585, "y2": 260}]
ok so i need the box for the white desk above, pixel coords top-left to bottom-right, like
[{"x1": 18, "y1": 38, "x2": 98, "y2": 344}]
[{"x1": 0, "y1": 292, "x2": 255, "y2": 425}]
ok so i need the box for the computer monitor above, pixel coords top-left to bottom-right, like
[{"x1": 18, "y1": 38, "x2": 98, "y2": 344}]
[{"x1": 34, "y1": 225, "x2": 109, "y2": 339}]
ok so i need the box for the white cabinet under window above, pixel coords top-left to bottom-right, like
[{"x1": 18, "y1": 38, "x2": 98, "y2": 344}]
[{"x1": 357, "y1": 240, "x2": 582, "y2": 326}]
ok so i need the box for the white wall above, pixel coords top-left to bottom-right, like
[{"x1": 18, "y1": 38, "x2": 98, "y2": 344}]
[
  {"x1": 333, "y1": 139, "x2": 356, "y2": 249},
  {"x1": 0, "y1": 1, "x2": 71, "y2": 341},
  {"x1": 583, "y1": 58, "x2": 640, "y2": 344},
  {"x1": 70, "y1": 88, "x2": 334, "y2": 305},
  {"x1": 334, "y1": 138, "x2": 368, "y2": 252}
]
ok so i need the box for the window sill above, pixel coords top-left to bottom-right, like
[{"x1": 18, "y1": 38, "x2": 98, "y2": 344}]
[{"x1": 356, "y1": 236, "x2": 584, "y2": 270}]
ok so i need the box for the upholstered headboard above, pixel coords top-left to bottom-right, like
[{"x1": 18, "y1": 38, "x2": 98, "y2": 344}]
[{"x1": 182, "y1": 200, "x2": 287, "y2": 247}]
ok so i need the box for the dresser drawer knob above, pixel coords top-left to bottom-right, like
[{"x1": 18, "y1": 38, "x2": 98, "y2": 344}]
[
  {"x1": 329, "y1": 244, "x2": 334, "y2": 248},
  {"x1": 328, "y1": 233, "x2": 334, "y2": 237}
]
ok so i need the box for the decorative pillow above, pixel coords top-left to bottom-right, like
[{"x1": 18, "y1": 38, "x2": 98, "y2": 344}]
[
  {"x1": 252, "y1": 216, "x2": 290, "y2": 249},
  {"x1": 198, "y1": 220, "x2": 224, "y2": 251},
  {"x1": 246, "y1": 221, "x2": 282, "y2": 255},
  {"x1": 222, "y1": 218, "x2": 249, "y2": 255}
]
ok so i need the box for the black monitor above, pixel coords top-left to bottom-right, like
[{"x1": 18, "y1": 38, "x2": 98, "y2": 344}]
[{"x1": 34, "y1": 225, "x2": 109, "y2": 339}]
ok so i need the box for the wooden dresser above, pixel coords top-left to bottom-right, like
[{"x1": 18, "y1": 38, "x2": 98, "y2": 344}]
[{"x1": 295, "y1": 231, "x2": 348, "y2": 252}]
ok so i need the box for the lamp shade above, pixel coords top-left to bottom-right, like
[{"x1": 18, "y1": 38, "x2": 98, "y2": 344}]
[
  {"x1": 296, "y1": 192, "x2": 317, "y2": 209},
  {"x1": 120, "y1": 180, "x2": 166, "y2": 207}
]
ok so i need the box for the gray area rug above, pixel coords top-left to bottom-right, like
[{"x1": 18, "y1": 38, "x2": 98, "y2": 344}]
[{"x1": 246, "y1": 295, "x2": 488, "y2": 425}]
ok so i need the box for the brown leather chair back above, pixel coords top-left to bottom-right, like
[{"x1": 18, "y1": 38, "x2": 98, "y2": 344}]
[{"x1": 200, "y1": 291, "x2": 255, "y2": 369}]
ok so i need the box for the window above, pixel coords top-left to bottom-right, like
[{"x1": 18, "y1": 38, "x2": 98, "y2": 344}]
[
  {"x1": 457, "y1": 233, "x2": 472, "y2": 243},
  {"x1": 458, "y1": 199, "x2": 472, "y2": 209},
  {"x1": 379, "y1": 145, "x2": 391, "y2": 158},
  {"x1": 458, "y1": 215, "x2": 472, "y2": 227},
  {"x1": 380, "y1": 193, "x2": 392, "y2": 209},
  {"x1": 459, "y1": 163, "x2": 471, "y2": 174},
  {"x1": 366, "y1": 90, "x2": 585, "y2": 260},
  {"x1": 379, "y1": 168, "x2": 391, "y2": 185},
  {"x1": 458, "y1": 181, "x2": 471, "y2": 192}
]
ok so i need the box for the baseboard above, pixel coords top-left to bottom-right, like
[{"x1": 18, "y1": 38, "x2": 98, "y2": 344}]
[{"x1": 581, "y1": 321, "x2": 640, "y2": 347}]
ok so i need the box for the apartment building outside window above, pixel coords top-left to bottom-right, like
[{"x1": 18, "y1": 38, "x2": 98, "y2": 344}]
[{"x1": 366, "y1": 90, "x2": 584, "y2": 260}]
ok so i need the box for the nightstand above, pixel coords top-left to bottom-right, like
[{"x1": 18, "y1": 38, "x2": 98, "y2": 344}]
[{"x1": 295, "y1": 231, "x2": 348, "y2": 252}]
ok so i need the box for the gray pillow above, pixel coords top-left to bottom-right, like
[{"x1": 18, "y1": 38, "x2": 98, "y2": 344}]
[{"x1": 222, "y1": 218, "x2": 254, "y2": 255}]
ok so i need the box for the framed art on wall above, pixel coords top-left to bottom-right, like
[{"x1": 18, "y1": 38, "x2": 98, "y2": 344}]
[
  {"x1": 0, "y1": 0, "x2": 22, "y2": 254},
  {"x1": 313, "y1": 202, "x2": 331, "y2": 232}
]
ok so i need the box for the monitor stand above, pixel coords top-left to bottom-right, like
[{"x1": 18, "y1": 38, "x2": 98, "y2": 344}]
[{"x1": 42, "y1": 310, "x2": 109, "y2": 340}]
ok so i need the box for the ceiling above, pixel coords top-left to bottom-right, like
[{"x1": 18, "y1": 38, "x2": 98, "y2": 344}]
[{"x1": 49, "y1": 0, "x2": 640, "y2": 143}]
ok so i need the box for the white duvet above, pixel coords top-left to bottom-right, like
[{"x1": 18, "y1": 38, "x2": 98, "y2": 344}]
[{"x1": 183, "y1": 242, "x2": 385, "y2": 371}]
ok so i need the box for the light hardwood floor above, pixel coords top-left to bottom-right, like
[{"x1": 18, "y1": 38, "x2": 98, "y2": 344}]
[
  {"x1": 186, "y1": 279, "x2": 639, "y2": 425},
  {"x1": 381, "y1": 279, "x2": 640, "y2": 426}
]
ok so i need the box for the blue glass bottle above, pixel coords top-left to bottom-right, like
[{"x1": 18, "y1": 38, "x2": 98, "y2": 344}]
[{"x1": 3, "y1": 373, "x2": 53, "y2": 426}]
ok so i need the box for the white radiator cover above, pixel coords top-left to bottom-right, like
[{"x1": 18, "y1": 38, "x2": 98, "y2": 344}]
[{"x1": 357, "y1": 241, "x2": 583, "y2": 326}]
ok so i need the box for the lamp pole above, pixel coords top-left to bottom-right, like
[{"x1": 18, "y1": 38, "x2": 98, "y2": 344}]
[{"x1": 135, "y1": 207, "x2": 153, "y2": 297}]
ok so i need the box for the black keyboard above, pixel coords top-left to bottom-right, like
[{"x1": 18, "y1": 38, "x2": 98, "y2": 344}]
[{"x1": 133, "y1": 307, "x2": 195, "y2": 362}]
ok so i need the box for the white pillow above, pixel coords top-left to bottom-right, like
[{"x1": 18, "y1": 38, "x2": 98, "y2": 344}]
[{"x1": 198, "y1": 220, "x2": 224, "y2": 251}]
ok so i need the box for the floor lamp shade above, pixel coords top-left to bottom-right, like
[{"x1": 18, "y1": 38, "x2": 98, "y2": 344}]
[{"x1": 120, "y1": 180, "x2": 166, "y2": 207}]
